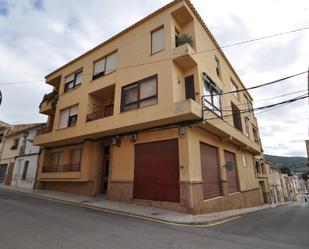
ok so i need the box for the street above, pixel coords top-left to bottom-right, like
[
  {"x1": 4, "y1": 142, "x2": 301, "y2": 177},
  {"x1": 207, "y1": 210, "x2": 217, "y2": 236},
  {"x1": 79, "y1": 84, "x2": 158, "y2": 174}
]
[{"x1": 0, "y1": 189, "x2": 308, "y2": 249}]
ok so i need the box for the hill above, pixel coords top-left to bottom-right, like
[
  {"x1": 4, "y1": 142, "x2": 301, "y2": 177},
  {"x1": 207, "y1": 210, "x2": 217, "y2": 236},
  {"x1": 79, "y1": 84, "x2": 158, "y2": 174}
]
[{"x1": 264, "y1": 154, "x2": 308, "y2": 173}]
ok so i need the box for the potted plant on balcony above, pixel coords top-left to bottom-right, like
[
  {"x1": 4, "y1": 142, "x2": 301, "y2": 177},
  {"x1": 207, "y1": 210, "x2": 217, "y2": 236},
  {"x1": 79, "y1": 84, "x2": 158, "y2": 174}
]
[
  {"x1": 39, "y1": 90, "x2": 58, "y2": 109},
  {"x1": 176, "y1": 34, "x2": 194, "y2": 47}
]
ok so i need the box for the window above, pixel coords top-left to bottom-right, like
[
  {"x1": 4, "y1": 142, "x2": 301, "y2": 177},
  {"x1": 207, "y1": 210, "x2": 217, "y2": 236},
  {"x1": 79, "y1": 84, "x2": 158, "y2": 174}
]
[
  {"x1": 51, "y1": 151, "x2": 63, "y2": 167},
  {"x1": 151, "y1": 26, "x2": 164, "y2": 54},
  {"x1": 252, "y1": 126, "x2": 260, "y2": 144},
  {"x1": 59, "y1": 105, "x2": 78, "y2": 129},
  {"x1": 21, "y1": 161, "x2": 29, "y2": 181},
  {"x1": 231, "y1": 102, "x2": 242, "y2": 131},
  {"x1": 242, "y1": 152, "x2": 248, "y2": 168},
  {"x1": 231, "y1": 79, "x2": 238, "y2": 98},
  {"x1": 0, "y1": 133, "x2": 4, "y2": 143},
  {"x1": 71, "y1": 149, "x2": 82, "y2": 165},
  {"x1": 64, "y1": 71, "x2": 82, "y2": 92},
  {"x1": 244, "y1": 96, "x2": 254, "y2": 116},
  {"x1": 121, "y1": 75, "x2": 157, "y2": 112},
  {"x1": 245, "y1": 117, "x2": 250, "y2": 137},
  {"x1": 215, "y1": 57, "x2": 221, "y2": 78},
  {"x1": 11, "y1": 138, "x2": 19, "y2": 150},
  {"x1": 93, "y1": 52, "x2": 117, "y2": 80},
  {"x1": 203, "y1": 75, "x2": 222, "y2": 116}
]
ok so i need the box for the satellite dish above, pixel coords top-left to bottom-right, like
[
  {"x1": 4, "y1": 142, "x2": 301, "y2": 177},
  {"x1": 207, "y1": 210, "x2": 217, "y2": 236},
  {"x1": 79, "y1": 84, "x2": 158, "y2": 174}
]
[{"x1": 224, "y1": 160, "x2": 235, "y2": 171}]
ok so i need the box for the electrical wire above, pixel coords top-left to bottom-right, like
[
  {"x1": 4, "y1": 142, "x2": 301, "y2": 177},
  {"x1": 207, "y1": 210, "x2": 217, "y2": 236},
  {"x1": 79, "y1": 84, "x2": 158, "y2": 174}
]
[
  {"x1": 204, "y1": 94, "x2": 308, "y2": 122},
  {"x1": 0, "y1": 25, "x2": 309, "y2": 86}
]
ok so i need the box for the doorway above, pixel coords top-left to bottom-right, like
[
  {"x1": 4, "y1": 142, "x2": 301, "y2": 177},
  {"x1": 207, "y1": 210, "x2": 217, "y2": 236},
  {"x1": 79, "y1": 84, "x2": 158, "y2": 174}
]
[{"x1": 100, "y1": 146, "x2": 110, "y2": 193}]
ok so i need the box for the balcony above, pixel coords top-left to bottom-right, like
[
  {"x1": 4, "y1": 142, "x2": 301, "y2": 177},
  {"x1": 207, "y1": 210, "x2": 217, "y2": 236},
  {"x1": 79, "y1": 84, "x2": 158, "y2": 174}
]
[
  {"x1": 42, "y1": 164, "x2": 80, "y2": 173},
  {"x1": 87, "y1": 84, "x2": 115, "y2": 122},
  {"x1": 172, "y1": 43, "x2": 197, "y2": 71},
  {"x1": 36, "y1": 125, "x2": 52, "y2": 135},
  {"x1": 39, "y1": 91, "x2": 58, "y2": 115},
  {"x1": 87, "y1": 105, "x2": 114, "y2": 122}
]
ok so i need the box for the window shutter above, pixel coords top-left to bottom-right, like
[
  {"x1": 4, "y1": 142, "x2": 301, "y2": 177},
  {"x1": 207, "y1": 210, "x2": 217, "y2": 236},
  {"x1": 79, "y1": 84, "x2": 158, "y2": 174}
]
[
  {"x1": 65, "y1": 74, "x2": 74, "y2": 83},
  {"x1": 94, "y1": 58, "x2": 106, "y2": 75},
  {"x1": 140, "y1": 78, "x2": 157, "y2": 99},
  {"x1": 71, "y1": 149, "x2": 82, "y2": 165},
  {"x1": 151, "y1": 27, "x2": 164, "y2": 54},
  {"x1": 105, "y1": 52, "x2": 117, "y2": 73},
  {"x1": 70, "y1": 105, "x2": 78, "y2": 116},
  {"x1": 59, "y1": 108, "x2": 70, "y2": 129}
]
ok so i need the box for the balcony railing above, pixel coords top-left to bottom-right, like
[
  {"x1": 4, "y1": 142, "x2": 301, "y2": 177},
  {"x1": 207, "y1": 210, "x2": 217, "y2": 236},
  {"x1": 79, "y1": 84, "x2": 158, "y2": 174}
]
[
  {"x1": 42, "y1": 164, "x2": 80, "y2": 173},
  {"x1": 36, "y1": 126, "x2": 52, "y2": 135},
  {"x1": 86, "y1": 105, "x2": 114, "y2": 122}
]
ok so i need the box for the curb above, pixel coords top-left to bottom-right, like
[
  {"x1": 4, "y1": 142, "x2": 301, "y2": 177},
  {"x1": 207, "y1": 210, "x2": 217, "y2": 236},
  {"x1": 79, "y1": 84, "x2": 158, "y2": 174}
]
[{"x1": 0, "y1": 187, "x2": 242, "y2": 227}]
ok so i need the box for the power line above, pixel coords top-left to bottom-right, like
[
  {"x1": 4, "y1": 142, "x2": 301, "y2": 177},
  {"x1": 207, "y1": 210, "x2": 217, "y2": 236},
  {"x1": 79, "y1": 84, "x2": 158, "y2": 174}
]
[
  {"x1": 0, "y1": 25, "x2": 309, "y2": 86},
  {"x1": 202, "y1": 70, "x2": 308, "y2": 97},
  {"x1": 219, "y1": 88, "x2": 308, "y2": 110},
  {"x1": 204, "y1": 94, "x2": 308, "y2": 122}
]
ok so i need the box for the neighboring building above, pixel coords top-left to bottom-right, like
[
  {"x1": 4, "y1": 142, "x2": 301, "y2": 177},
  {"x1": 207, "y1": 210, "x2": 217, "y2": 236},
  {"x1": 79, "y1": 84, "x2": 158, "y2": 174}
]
[
  {"x1": 34, "y1": 0, "x2": 264, "y2": 214},
  {"x1": 255, "y1": 159, "x2": 272, "y2": 204},
  {"x1": 305, "y1": 140, "x2": 309, "y2": 160},
  {"x1": 0, "y1": 123, "x2": 42, "y2": 187},
  {"x1": 11, "y1": 126, "x2": 41, "y2": 189},
  {"x1": 265, "y1": 161, "x2": 284, "y2": 204},
  {"x1": 0, "y1": 121, "x2": 11, "y2": 183}
]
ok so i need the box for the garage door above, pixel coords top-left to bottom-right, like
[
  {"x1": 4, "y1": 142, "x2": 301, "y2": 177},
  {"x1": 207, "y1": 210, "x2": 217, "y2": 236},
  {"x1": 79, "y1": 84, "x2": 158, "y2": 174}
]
[
  {"x1": 224, "y1": 150, "x2": 239, "y2": 193},
  {"x1": 200, "y1": 143, "x2": 222, "y2": 199},
  {"x1": 134, "y1": 139, "x2": 180, "y2": 202}
]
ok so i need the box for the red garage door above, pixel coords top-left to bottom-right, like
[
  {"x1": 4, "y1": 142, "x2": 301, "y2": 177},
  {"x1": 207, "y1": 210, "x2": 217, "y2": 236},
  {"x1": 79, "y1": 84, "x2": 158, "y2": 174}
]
[
  {"x1": 224, "y1": 150, "x2": 239, "y2": 193},
  {"x1": 134, "y1": 139, "x2": 180, "y2": 202},
  {"x1": 200, "y1": 143, "x2": 222, "y2": 199}
]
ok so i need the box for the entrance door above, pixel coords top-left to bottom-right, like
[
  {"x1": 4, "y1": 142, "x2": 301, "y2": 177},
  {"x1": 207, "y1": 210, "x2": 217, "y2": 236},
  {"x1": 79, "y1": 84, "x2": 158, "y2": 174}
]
[
  {"x1": 101, "y1": 146, "x2": 110, "y2": 193},
  {"x1": 200, "y1": 143, "x2": 222, "y2": 200},
  {"x1": 224, "y1": 151, "x2": 239, "y2": 193},
  {"x1": 0, "y1": 164, "x2": 8, "y2": 183}
]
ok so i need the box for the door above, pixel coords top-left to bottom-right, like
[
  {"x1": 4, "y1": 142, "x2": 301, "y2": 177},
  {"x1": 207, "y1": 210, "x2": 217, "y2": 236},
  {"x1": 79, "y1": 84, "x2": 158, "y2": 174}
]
[
  {"x1": 134, "y1": 139, "x2": 180, "y2": 202},
  {"x1": 4, "y1": 163, "x2": 14, "y2": 185},
  {"x1": 200, "y1": 143, "x2": 222, "y2": 199},
  {"x1": 101, "y1": 146, "x2": 110, "y2": 193},
  {"x1": 0, "y1": 164, "x2": 8, "y2": 183},
  {"x1": 185, "y1": 75, "x2": 195, "y2": 100},
  {"x1": 224, "y1": 151, "x2": 239, "y2": 193}
]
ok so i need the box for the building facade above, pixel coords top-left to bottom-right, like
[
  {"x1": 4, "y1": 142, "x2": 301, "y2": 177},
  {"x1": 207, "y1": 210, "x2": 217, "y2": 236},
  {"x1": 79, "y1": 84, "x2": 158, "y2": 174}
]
[
  {"x1": 34, "y1": 0, "x2": 264, "y2": 214},
  {"x1": 0, "y1": 124, "x2": 41, "y2": 187},
  {"x1": 265, "y1": 161, "x2": 284, "y2": 204},
  {"x1": 11, "y1": 126, "x2": 41, "y2": 189},
  {"x1": 0, "y1": 121, "x2": 11, "y2": 183}
]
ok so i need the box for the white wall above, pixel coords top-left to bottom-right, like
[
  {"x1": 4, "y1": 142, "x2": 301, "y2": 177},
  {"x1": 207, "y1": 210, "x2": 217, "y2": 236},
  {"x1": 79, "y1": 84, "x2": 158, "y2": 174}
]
[{"x1": 11, "y1": 127, "x2": 41, "y2": 189}]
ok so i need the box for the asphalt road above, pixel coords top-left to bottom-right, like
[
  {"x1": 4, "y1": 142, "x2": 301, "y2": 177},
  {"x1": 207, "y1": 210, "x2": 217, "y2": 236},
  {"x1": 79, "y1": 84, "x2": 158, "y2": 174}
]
[{"x1": 0, "y1": 189, "x2": 308, "y2": 249}]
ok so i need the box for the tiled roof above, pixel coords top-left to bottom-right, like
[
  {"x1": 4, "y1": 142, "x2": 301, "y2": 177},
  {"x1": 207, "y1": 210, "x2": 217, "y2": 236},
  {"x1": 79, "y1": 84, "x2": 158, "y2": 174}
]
[{"x1": 6, "y1": 123, "x2": 43, "y2": 137}]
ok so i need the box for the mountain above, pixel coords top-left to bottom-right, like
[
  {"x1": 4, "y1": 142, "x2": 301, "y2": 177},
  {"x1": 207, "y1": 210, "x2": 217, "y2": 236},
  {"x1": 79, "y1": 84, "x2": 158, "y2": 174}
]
[{"x1": 264, "y1": 154, "x2": 308, "y2": 173}]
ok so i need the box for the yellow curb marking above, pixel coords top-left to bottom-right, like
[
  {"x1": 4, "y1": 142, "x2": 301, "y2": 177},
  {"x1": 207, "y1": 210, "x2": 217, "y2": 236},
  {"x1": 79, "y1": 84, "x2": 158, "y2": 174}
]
[{"x1": 2, "y1": 188, "x2": 241, "y2": 227}]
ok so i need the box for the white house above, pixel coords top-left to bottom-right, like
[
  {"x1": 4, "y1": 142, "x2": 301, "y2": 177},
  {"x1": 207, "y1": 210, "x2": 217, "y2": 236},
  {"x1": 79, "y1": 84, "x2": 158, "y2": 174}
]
[{"x1": 10, "y1": 125, "x2": 42, "y2": 189}]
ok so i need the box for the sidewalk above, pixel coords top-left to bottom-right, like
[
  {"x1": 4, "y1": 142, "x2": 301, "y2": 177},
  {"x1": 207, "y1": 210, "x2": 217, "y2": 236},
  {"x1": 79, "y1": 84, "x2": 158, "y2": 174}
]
[{"x1": 0, "y1": 185, "x2": 285, "y2": 226}]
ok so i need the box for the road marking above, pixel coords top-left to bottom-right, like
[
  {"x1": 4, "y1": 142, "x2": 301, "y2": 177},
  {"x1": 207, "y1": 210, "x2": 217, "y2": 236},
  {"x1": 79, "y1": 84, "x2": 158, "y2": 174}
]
[{"x1": 1, "y1": 188, "x2": 241, "y2": 228}]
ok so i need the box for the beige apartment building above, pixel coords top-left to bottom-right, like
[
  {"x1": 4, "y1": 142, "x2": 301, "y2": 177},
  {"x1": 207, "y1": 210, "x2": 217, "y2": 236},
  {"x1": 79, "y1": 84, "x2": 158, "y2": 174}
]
[{"x1": 34, "y1": 0, "x2": 264, "y2": 214}]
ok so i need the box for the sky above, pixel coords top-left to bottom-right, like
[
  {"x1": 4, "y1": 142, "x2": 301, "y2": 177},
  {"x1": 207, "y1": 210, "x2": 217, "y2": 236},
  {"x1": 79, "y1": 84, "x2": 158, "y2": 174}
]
[{"x1": 0, "y1": 0, "x2": 308, "y2": 157}]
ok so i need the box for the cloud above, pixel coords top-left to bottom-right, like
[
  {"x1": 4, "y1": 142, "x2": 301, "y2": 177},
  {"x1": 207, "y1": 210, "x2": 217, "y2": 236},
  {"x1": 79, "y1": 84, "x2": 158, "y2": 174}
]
[
  {"x1": 0, "y1": 0, "x2": 8, "y2": 16},
  {"x1": 0, "y1": 0, "x2": 308, "y2": 157}
]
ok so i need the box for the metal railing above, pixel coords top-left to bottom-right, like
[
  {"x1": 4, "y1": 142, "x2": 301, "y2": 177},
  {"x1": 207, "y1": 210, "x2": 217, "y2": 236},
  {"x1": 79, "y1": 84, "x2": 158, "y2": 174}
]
[
  {"x1": 36, "y1": 126, "x2": 52, "y2": 135},
  {"x1": 42, "y1": 164, "x2": 80, "y2": 173},
  {"x1": 86, "y1": 105, "x2": 114, "y2": 122}
]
